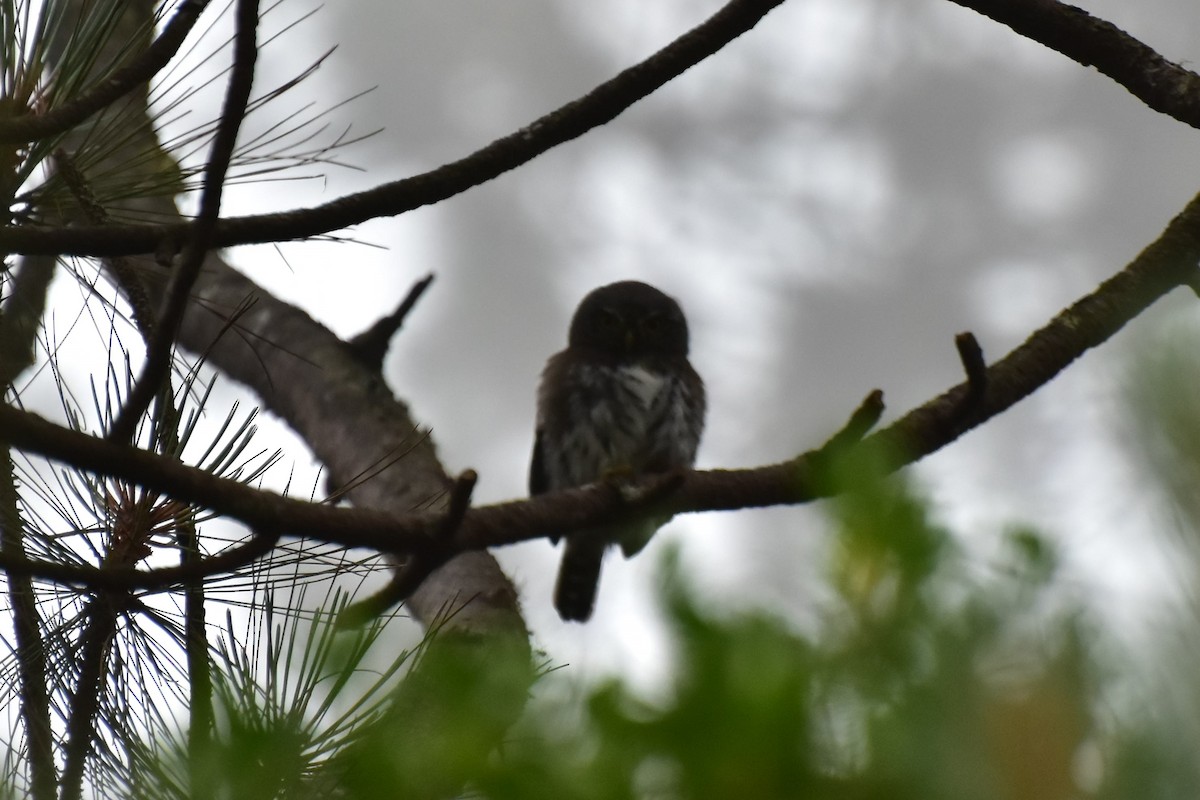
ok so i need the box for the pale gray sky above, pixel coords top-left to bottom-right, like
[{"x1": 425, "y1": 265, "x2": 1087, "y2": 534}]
[{"x1": 105, "y1": 0, "x2": 1200, "y2": 689}]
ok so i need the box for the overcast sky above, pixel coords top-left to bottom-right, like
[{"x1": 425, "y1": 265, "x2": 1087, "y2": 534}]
[{"x1": 94, "y1": 0, "x2": 1200, "y2": 689}]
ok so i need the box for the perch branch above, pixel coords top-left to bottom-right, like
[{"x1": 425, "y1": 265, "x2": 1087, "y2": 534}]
[{"x1": 1, "y1": 182, "x2": 1199, "y2": 590}]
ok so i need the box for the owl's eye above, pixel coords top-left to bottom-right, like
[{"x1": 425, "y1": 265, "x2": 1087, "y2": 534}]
[
  {"x1": 598, "y1": 308, "x2": 622, "y2": 328},
  {"x1": 641, "y1": 314, "x2": 665, "y2": 333}
]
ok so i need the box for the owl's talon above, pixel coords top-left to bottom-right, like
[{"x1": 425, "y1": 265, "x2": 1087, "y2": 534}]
[{"x1": 600, "y1": 465, "x2": 634, "y2": 483}]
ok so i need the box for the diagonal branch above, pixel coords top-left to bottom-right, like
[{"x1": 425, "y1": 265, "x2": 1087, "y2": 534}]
[
  {"x1": 0, "y1": 0, "x2": 790, "y2": 257},
  {"x1": 1, "y1": 186, "x2": 1199, "y2": 591},
  {"x1": 946, "y1": 0, "x2": 1200, "y2": 129},
  {"x1": 107, "y1": 0, "x2": 259, "y2": 444},
  {"x1": 4, "y1": 0, "x2": 1200, "y2": 259},
  {"x1": 0, "y1": 0, "x2": 211, "y2": 144}
]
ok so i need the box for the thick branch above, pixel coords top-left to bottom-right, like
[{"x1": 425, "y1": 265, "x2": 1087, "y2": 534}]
[{"x1": 0, "y1": 0, "x2": 788, "y2": 257}]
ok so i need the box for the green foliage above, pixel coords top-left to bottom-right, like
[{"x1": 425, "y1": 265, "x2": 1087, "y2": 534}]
[
  {"x1": 460, "y1": 466, "x2": 1110, "y2": 800},
  {"x1": 306, "y1": 458, "x2": 1184, "y2": 800},
  {"x1": 104, "y1": 433, "x2": 1200, "y2": 800}
]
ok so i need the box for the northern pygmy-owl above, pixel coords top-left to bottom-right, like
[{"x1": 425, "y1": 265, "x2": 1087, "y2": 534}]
[{"x1": 531, "y1": 281, "x2": 706, "y2": 622}]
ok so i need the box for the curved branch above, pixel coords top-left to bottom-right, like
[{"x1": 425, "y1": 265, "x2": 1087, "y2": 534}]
[
  {"x1": 4, "y1": 0, "x2": 1199, "y2": 260},
  {"x1": 0, "y1": 0, "x2": 788, "y2": 257},
  {"x1": 947, "y1": 0, "x2": 1200, "y2": 127},
  {"x1": 2, "y1": 187, "x2": 1199, "y2": 590}
]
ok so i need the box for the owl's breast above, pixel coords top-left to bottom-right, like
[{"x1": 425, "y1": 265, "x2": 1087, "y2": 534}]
[{"x1": 542, "y1": 362, "x2": 688, "y2": 488}]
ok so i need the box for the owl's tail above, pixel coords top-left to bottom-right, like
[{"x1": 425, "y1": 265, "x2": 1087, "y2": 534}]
[{"x1": 554, "y1": 536, "x2": 606, "y2": 622}]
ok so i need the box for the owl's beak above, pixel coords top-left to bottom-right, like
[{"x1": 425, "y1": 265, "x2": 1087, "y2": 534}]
[{"x1": 624, "y1": 329, "x2": 636, "y2": 350}]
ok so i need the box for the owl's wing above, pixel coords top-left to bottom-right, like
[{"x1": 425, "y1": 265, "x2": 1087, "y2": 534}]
[
  {"x1": 530, "y1": 428, "x2": 563, "y2": 545},
  {"x1": 529, "y1": 427, "x2": 549, "y2": 496}
]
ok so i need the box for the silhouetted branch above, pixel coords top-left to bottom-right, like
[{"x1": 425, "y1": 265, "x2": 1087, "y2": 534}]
[
  {"x1": 2, "y1": 185, "x2": 1199, "y2": 590},
  {"x1": 948, "y1": 0, "x2": 1200, "y2": 129},
  {"x1": 0, "y1": 255, "x2": 56, "y2": 386},
  {"x1": 0, "y1": 255, "x2": 57, "y2": 800},
  {"x1": 0, "y1": 451, "x2": 55, "y2": 800},
  {"x1": 0, "y1": 0, "x2": 211, "y2": 144},
  {"x1": 60, "y1": 596, "x2": 117, "y2": 800},
  {"x1": 820, "y1": 389, "x2": 886, "y2": 454},
  {"x1": 3, "y1": 0, "x2": 1198, "y2": 259},
  {"x1": 953, "y1": 332, "x2": 987, "y2": 419},
  {"x1": 346, "y1": 273, "x2": 435, "y2": 371},
  {"x1": 0, "y1": 0, "x2": 790, "y2": 257},
  {"x1": 108, "y1": 0, "x2": 260, "y2": 444},
  {"x1": 338, "y1": 468, "x2": 478, "y2": 625},
  {"x1": 0, "y1": 526, "x2": 279, "y2": 590}
]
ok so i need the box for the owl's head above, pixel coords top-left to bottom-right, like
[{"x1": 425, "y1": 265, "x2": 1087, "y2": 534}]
[{"x1": 567, "y1": 281, "x2": 690, "y2": 358}]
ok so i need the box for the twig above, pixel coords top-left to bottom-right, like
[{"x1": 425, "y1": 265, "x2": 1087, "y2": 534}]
[
  {"x1": 0, "y1": 527, "x2": 279, "y2": 591},
  {"x1": 796, "y1": 389, "x2": 886, "y2": 494},
  {"x1": 108, "y1": 0, "x2": 260, "y2": 443},
  {"x1": 819, "y1": 389, "x2": 886, "y2": 454},
  {"x1": 0, "y1": 404, "x2": 429, "y2": 550},
  {"x1": 338, "y1": 469, "x2": 477, "y2": 625},
  {"x1": 953, "y1": 332, "x2": 987, "y2": 419},
  {"x1": 0, "y1": 0, "x2": 211, "y2": 144},
  {"x1": 345, "y1": 273, "x2": 435, "y2": 371}
]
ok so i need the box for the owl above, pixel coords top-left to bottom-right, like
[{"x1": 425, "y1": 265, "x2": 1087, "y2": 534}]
[{"x1": 530, "y1": 281, "x2": 706, "y2": 622}]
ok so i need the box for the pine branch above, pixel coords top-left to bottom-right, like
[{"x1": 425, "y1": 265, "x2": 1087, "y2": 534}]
[
  {"x1": 0, "y1": 450, "x2": 55, "y2": 800},
  {"x1": 0, "y1": 0, "x2": 212, "y2": 144},
  {"x1": 108, "y1": 0, "x2": 260, "y2": 444},
  {"x1": 60, "y1": 596, "x2": 118, "y2": 800},
  {"x1": 0, "y1": 185, "x2": 1198, "y2": 595}
]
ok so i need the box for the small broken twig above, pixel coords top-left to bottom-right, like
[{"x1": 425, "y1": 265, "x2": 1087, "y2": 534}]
[{"x1": 346, "y1": 273, "x2": 435, "y2": 371}]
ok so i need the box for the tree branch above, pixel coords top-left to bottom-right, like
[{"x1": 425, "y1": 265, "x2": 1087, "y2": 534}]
[
  {"x1": 0, "y1": 450, "x2": 55, "y2": 800},
  {"x1": 345, "y1": 273, "x2": 436, "y2": 372},
  {"x1": 0, "y1": 521, "x2": 274, "y2": 586},
  {"x1": 0, "y1": 0, "x2": 789, "y2": 257},
  {"x1": 108, "y1": 0, "x2": 259, "y2": 443},
  {"x1": 59, "y1": 596, "x2": 117, "y2": 800},
  {"x1": 0, "y1": 0, "x2": 211, "y2": 144},
  {"x1": 946, "y1": 0, "x2": 1200, "y2": 129},
  {"x1": 2, "y1": 185, "x2": 1198, "y2": 591}
]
